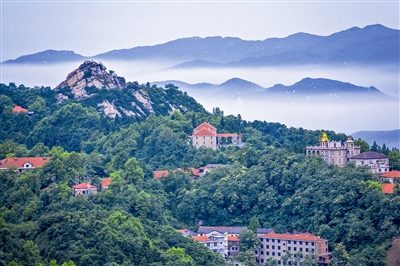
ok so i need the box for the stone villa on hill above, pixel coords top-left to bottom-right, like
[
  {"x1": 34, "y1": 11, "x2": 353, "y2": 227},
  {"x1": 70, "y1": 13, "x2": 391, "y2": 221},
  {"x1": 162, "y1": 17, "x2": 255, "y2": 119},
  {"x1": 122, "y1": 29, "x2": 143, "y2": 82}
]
[
  {"x1": 306, "y1": 133, "x2": 360, "y2": 166},
  {"x1": 306, "y1": 133, "x2": 389, "y2": 175},
  {"x1": 192, "y1": 122, "x2": 243, "y2": 150}
]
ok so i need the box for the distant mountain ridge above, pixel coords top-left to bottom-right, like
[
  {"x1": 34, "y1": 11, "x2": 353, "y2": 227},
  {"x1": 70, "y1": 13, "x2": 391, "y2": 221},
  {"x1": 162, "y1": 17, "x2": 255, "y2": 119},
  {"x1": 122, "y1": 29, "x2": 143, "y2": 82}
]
[
  {"x1": 3, "y1": 24, "x2": 399, "y2": 66},
  {"x1": 351, "y1": 130, "x2": 400, "y2": 149},
  {"x1": 152, "y1": 77, "x2": 392, "y2": 101}
]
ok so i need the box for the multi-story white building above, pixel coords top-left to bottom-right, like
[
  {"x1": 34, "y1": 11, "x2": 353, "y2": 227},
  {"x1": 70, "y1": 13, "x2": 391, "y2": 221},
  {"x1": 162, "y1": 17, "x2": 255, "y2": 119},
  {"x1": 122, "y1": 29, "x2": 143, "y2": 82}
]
[
  {"x1": 191, "y1": 122, "x2": 243, "y2": 150},
  {"x1": 306, "y1": 133, "x2": 360, "y2": 166},
  {"x1": 350, "y1": 151, "x2": 389, "y2": 175},
  {"x1": 256, "y1": 233, "x2": 330, "y2": 265}
]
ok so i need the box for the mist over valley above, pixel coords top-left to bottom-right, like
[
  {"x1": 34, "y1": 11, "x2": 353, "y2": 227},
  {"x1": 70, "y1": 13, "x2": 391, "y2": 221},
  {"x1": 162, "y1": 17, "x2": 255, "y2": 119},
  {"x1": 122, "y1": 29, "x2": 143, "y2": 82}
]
[{"x1": 1, "y1": 24, "x2": 399, "y2": 138}]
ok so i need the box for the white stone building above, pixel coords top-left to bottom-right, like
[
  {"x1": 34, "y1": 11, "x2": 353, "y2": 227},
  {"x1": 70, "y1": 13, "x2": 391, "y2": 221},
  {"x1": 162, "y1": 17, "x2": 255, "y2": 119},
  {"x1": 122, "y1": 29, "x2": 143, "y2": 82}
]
[{"x1": 306, "y1": 133, "x2": 360, "y2": 166}]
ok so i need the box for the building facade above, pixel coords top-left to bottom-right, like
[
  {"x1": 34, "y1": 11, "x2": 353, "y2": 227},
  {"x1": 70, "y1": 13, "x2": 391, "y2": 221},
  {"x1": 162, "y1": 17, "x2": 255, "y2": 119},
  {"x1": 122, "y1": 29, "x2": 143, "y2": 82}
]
[
  {"x1": 70, "y1": 183, "x2": 97, "y2": 195},
  {"x1": 306, "y1": 133, "x2": 360, "y2": 166},
  {"x1": 257, "y1": 233, "x2": 330, "y2": 265},
  {"x1": 0, "y1": 157, "x2": 51, "y2": 173},
  {"x1": 192, "y1": 122, "x2": 243, "y2": 150},
  {"x1": 350, "y1": 152, "x2": 389, "y2": 174}
]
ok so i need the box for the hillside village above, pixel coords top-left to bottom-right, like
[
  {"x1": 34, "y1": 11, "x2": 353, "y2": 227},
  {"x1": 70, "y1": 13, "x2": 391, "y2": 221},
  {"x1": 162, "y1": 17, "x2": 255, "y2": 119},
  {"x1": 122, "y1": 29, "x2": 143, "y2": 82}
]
[
  {"x1": 0, "y1": 116, "x2": 399, "y2": 265},
  {"x1": 0, "y1": 60, "x2": 399, "y2": 265}
]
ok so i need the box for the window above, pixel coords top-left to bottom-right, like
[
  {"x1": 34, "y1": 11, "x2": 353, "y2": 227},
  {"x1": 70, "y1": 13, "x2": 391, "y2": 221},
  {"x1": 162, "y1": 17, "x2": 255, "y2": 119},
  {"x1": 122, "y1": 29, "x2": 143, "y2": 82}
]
[
  {"x1": 294, "y1": 241, "x2": 297, "y2": 244},
  {"x1": 203, "y1": 137, "x2": 205, "y2": 139},
  {"x1": 278, "y1": 246, "x2": 281, "y2": 250},
  {"x1": 306, "y1": 242, "x2": 308, "y2": 245},
  {"x1": 299, "y1": 241, "x2": 302, "y2": 245},
  {"x1": 300, "y1": 248, "x2": 303, "y2": 251},
  {"x1": 261, "y1": 251, "x2": 264, "y2": 255},
  {"x1": 261, "y1": 259, "x2": 264, "y2": 263},
  {"x1": 288, "y1": 247, "x2": 291, "y2": 251},
  {"x1": 255, "y1": 250, "x2": 258, "y2": 254},
  {"x1": 288, "y1": 240, "x2": 291, "y2": 244},
  {"x1": 272, "y1": 252, "x2": 275, "y2": 256},
  {"x1": 278, "y1": 252, "x2": 281, "y2": 256},
  {"x1": 261, "y1": 238, "x2": 264, "y2": 242},
  {"x1": 272, "y1": 245, "x2": 275, "y2": 249},
  {"x1": 312, "y1": 249, "x2": 315, "y2": 253},
  {"x1": 278, "y1": 240, "x2": 281, "y2": 243},
  {"x1": 266, "y1": 239, "x2": 269, "y2": 242},
  {"x1": 267, "y1": 245, "x2": 269, "y2": 249},
  {"x1": 294, "y1": 247, "x2": 297, "y2": 251},
  {"x1": 267, "y1": 252, "x2": 270, "y2": 255},
  {"x1": 272, "y1": 239, "x2": 275, "y2": 243},
  {"x1": 261, "y1": 245, "x2": 263, "y2": 248},
  {"x1": 311, "y1": 242, "x2": 315, "y2": 246},
  {"x1": 306, "y1": 248, "x2": 309, "y2": 252}
]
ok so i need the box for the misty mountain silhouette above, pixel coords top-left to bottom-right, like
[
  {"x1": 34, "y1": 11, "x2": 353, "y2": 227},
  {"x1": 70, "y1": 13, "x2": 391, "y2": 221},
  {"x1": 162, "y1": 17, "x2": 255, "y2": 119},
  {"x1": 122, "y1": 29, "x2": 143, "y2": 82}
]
[
  {"x1": 264, "y1": 78, "x2": 390, "y2": 99},
  {"x1": 153, "y1": 77, "x2": 392, "y2": 101},
  {"x1": 4, "y1": 24, "x2": 398, "y2": 66}
]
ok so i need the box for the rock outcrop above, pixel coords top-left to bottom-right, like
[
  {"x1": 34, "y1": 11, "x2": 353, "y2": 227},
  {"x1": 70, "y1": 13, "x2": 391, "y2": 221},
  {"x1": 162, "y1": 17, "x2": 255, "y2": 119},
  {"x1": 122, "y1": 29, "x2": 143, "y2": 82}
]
[
  {"x1": 55, "y1": 60, "x2": 127, "y2": 99},
  {"x1": 52, "y1": 60, "x2": 205, "y2": 118}
]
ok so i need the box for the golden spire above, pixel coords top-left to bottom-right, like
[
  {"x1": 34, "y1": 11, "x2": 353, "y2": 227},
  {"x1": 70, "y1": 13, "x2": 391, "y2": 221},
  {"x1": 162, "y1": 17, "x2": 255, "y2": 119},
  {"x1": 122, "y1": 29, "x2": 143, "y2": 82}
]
[{"x1": 320, "y1": 132, "x2": 329, "y2": 142}]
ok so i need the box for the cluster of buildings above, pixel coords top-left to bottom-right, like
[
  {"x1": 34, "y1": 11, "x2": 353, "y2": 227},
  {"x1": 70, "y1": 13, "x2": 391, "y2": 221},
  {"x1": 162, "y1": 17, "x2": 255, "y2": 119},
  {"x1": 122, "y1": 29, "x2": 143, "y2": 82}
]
[
  {"x1": 191, "y1": 122, "x2": 244, "y2": 150},
  {"x1": 306, "y1": 133, "x2": 389, "y2": 175},
  {"x1": 178, "y1": 226, "x2": 330, "y2": 265}
]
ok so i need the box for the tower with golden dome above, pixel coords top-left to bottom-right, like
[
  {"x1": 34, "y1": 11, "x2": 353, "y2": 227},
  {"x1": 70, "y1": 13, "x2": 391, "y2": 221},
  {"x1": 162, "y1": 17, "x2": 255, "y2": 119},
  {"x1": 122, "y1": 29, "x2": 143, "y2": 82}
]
[{"x1": 306, "y1": 133, "x2": 360, "y2": 166}]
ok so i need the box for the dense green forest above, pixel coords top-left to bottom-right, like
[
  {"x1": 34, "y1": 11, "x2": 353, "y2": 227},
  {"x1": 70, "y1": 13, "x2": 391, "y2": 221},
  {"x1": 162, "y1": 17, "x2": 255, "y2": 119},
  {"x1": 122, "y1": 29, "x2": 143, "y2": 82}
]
[{"x1": 0, "y1": 83, "x2": 399, "y2": 266}]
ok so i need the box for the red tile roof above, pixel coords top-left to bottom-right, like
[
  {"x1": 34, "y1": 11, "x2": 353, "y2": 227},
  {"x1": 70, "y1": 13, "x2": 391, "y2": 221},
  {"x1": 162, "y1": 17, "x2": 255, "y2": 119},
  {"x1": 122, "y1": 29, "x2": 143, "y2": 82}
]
[
  {"x1": 194, "y1": 122, "x2": 216, "y2": 131},
  {"x1": 382, "y1": 183, "x2": 395, "y2": 194},
  {"x1": 101, "y1": 178, "x2": 111, "y2": 187},
  {"x1": 217, "y1": 133, "x2": 241, "y2": 137},
  {"x1": 262, "y1": 233, "x2": 327, "y2": 242},
  {"x1": 192, "y1": 236, "x2": 211, "y2": 242},
  {"x1": 0, "y1": 157, "x2": 51, "y2": 169},
  {"x1": 192, "y1": 128, "x2": 217, "y2": 137},
  {"x1": 380, "y1": 170, "x2": 400, "y2": 179},
  {"x1": 228, "y1": 236, "x2": 239, "y2": 242},
  {"x1": 13, "y1": 106, "x2": 28, "y2": 113},
  {"x1": 191, "y1": 168, "x2": 200, "y2": 176},
  {"x1": 153, "y1": 170, "x2": 169, "y2": 179},
  {"x1": 71, "y1": 183, "x2": 97, "y2": 189}
]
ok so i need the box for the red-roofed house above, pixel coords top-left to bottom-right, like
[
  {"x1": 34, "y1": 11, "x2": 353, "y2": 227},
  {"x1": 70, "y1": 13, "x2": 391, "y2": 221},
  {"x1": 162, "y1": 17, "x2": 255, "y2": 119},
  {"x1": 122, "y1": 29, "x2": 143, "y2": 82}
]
[
  {"x1": 227, "y1": 236, "x2": 240, "y2": 258},
  {"x1": 0, "y1": 157, "x2": 51, "y2": 172},
  {"x1": 382, "y1": 183, "x2": 396, "y2": 194},
  {"x1": 257, "y1": 233, "x2": 330, "y2": 265},
  {"x1": 153, "y1": 170, "x2": 169, "y2": 179},
  {"x1": 13, "y1": 106, "x2": 28, "y2": 113},
  {"x1": 71, "y1": 183, "x2": 97, "y2": 195},
  {"x1": 380, "y1": 170, "x2": 400, "y2": 183},
  {"x1": 100, "y1": 178, "x2": 111, "y2": 191},
  {"x1": 192, "y1": 122, "x2": 243, "y2": 150}
]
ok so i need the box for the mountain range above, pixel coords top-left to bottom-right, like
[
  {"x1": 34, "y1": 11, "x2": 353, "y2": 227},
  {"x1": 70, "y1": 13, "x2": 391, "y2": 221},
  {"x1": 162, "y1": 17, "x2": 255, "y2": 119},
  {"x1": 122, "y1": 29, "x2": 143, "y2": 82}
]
[
  {"x1": 3, "y1": 24, "x2": 399, "y2": 67},
  {"x1": 152, "y1": 77, "x2": 393, "y2": 102},
  {"x1": 351, "y1": 130, "x2": 400, "y2": 149}
]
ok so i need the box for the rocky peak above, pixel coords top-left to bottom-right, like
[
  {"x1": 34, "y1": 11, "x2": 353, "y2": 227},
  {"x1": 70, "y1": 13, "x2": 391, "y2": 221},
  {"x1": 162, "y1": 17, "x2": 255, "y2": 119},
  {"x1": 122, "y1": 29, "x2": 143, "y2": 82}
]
[{"x1": 54, "y1": 60, "x2": 127, "y2": 99}]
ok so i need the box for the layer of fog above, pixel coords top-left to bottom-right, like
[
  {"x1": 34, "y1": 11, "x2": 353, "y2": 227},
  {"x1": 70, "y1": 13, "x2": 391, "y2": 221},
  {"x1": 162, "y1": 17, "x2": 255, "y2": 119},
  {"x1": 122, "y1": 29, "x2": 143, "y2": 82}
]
[{"x1": 1, "y1": 60, "x2": 399, "y2": 134}]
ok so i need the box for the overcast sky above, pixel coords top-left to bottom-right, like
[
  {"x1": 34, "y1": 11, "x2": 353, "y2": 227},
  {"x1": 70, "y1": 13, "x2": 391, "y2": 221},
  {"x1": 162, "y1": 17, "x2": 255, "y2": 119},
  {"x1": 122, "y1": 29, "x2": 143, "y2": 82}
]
[{"x1": 1, "y1": 1, "x2": 399, "y2": 61}]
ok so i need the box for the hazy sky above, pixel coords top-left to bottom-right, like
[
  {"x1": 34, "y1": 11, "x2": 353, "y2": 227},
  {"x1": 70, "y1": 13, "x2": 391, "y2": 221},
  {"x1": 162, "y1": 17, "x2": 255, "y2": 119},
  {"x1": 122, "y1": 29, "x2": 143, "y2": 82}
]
[{"x1": 1, "y1": 0, "x2": 399, "y2": 61}]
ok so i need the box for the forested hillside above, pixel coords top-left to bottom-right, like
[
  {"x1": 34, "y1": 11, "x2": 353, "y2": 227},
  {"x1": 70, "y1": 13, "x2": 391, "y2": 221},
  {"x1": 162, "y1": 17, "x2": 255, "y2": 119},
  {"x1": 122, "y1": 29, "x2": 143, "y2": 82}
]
[{"x1": 0, "y1": 81, "x2": 400, "y2": 266}]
